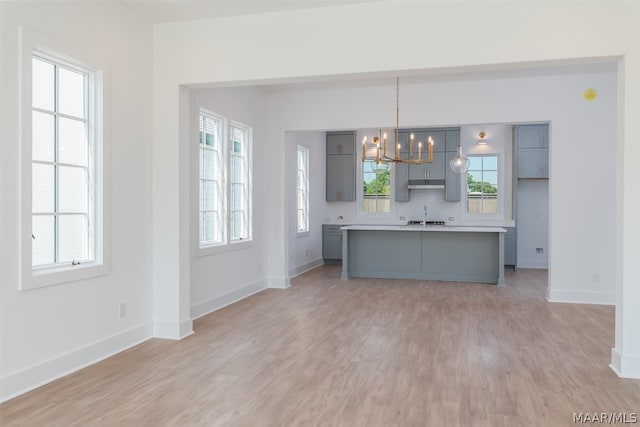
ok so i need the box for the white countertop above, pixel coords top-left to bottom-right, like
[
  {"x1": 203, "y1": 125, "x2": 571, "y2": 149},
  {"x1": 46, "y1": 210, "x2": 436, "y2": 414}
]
[{"x1": 341, "y1": 225, "x2": 506, "y2": 233}]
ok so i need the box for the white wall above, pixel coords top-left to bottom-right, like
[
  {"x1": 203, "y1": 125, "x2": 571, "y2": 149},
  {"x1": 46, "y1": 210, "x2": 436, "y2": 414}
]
[
  {"x1": 0, "y1": 2, "x2": 153, "y2": 400},
  {"x1": 189, "y1": 87, "x2": 270, "y2": 319},
  {"x1": 517, "y1": 180, "x2": 549, "y2": 269},
  {"x1": 153, "y1": 1, "x2": 640, "y2": 377}
]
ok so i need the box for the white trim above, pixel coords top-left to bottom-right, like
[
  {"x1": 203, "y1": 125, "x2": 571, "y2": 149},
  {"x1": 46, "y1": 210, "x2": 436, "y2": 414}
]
[
  {"x1": 517, "y1": 259, "x2": 548, "y2": 269},
  {"x1": 191, "y1": 279, "x2": 268, "y2": 320},
  {"x1": 19, "y1": 26, "x2": 110, "y2": 290},
  {"x1": 610, "y1": 348, "x2": 640, "y2": 379},
  {"x1": 268, "y1": 276, "x2": 291, "y2": 289},
  {"x1": 229, "y1": 120, "x2": 252, "y2": 243},
  {"x1": 0, "y1": 322, "x2": 152, "y2": 403},
  {"x1": 462, "y1": 153, "x2": 505, "y2": 221},
  {"x1": 152, "y1": 319, "x2": 194, "y2": 340},
  {"x1": 547, "y1": 289, "x2": 615, "y2": 305},
  {"x1": 198, "y1": 110, "x2": 227, "y2": 249},
  {"x1": 296, "y1": 145, "x2": 310, "y2": 234},
  {"x1": 194, "y1": 110, "x2": 253, "y2": 256},
  {"x1": 288, "y1": 258, "x2": 323, "y2": 278}
]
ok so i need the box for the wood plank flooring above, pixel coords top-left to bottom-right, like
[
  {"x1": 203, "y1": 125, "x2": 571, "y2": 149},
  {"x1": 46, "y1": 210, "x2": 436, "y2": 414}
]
[{"x1": 2, "y1": 266, "x2": 639, "y2": 426}]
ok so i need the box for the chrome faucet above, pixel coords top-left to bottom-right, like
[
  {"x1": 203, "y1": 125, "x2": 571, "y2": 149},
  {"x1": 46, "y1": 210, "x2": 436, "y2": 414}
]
[{"x1": 423, "y1": 205, "x2": 428, "y2": 226}]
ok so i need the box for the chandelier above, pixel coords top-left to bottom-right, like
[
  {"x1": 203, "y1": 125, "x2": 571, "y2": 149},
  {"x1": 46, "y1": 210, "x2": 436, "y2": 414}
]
[{"x1": 361, "y1": 77, "x2": 434, "y2": 173}]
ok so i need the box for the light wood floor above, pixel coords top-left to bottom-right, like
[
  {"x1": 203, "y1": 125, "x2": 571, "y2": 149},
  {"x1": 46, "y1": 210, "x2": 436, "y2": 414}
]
[{"x1": 2, "y1": 266, "x2": 639, "y2": 426}]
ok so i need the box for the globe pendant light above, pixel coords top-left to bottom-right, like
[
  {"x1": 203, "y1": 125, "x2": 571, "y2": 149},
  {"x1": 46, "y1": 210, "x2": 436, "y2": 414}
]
[
  {"x1": 372, "y1": 160, "x2": 390, "y2": 174},
  {"x1": 449, "y1": 143, "x2": 470, "y2": 174}
]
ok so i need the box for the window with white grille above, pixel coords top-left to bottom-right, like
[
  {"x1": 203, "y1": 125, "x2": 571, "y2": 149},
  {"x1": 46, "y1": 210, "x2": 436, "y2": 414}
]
[
  {"x1": 24, "y1": 49, "x2": 106, "y2": 289},
  {"x1": 198, "y1": 110, "x2": 252, "y2": 251},
  {"x1": 199, "y1": 112, "x2": 226, "y2": 247},
  {"x1": 296, "y1": 146, "x2": 309, "y2": 233}
]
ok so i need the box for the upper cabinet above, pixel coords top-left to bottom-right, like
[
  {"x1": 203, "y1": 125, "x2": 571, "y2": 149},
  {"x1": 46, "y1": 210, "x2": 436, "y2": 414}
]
[
  {"x1": 516, "y1": 124, "x2": 549, "y2": 179},
  {"x1": 326, "y1": 131, "x2": 356, "y2": 202},
  {"x1": 408, "y1": 130, "x2": 445, "y2": 180},
  {"x1": 395, "y1": 131, "x2": 411, "y2": 202},
  {"x1": 394, "y1": 127, "x2": 461, "y2": 202},
  {"x1": 327, "y1": 132, "x2": 356, "y2": 155},
  {"x1": 444, "y1": 129, "x2": 461, "y2": 202}
]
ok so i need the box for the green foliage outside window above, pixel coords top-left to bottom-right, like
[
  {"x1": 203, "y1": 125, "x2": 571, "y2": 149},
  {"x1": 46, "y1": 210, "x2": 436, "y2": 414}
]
[
  {"x1": 363, "y1": 170, "x2": 390, "y2": 195},
  {"x1": 467, "y1": 174, "x2": 497, "y2": 194}
]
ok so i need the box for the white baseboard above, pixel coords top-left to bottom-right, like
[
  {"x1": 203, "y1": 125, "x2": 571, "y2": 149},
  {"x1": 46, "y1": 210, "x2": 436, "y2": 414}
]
[
  {"x1": 610, "y1": 348, "x2": 640, "y2": 379},
  {"x1": 191, "y1": 279, "x2": 268, "y2": 320},
  {"x1": 0, "y1": 322, "x2": 153, "y2": 403},
  {"x1": 288, "y1": 258, "x2": 323, "y2": 278},
  {"x1": 517, "y1": 259, "x2": 548, "y2": 269},
  {"x1": 268, "y1": 276, "x2": 290, "y2": 289},
  {"x1": 547, "y1": 289, "x2": 615, "y2": 305},
  {"x1": 153, "y1": 318, "x2": 194, "y2": 340}
]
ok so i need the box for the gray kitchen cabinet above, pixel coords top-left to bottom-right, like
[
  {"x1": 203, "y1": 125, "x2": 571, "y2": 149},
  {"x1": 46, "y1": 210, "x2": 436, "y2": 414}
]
[
  {"x1": 414, "y1": 130, "x2": 445, "y2": 152},
  {"x1": 445, "y1": 151, "x2": 461, "y2": 202},
  {"x1": 395, "y1": 162, "x2": 409, "y2": 202},
  {"x1": 326, "y1": 131, "x2": 356, "y2": 201},
  {"x1": 445, "y1": 129, "x2": 460, "y2": 152},
  {"x1": 444, "y1": 129, "x2": 461, "y2": 201},
  {"x1": 323, "y1": 224, "x2": 344, "y2": 263},
  {"x1": 517, "y1": 124, "x2": 549, "y2": 179},
  {"x1": 517, "y1": 125, "x2": 548, "y2": 148},
  {"x1": 407, "y1": 130, "x2": 445, "y2": 180},
  {"x1": 395, "y1": 132, "x2": 410, "y2": 202},
  {"x1": 504, "y1": 227, "x2": 517, "y2": 269},
  {"x1": 327, "y1": 132, "x2": 356, "y2": 155},
  {"x1": 394, "y1": 127, "x2": 461, "y2": 202},
  {"x1": 409, "y1": 152, "x2": 445, "y2": 180}
]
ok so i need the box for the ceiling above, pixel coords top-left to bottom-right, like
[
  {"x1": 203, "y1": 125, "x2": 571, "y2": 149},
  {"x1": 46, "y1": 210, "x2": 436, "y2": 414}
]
[{"x1": 119, "y1": 0, "x2": 380, "y2": 24}]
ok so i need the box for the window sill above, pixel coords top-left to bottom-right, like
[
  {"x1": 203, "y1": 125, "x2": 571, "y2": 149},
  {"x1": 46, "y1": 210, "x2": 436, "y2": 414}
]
[
  {"x1": 21, "y1": 261, "x2": 109, "y2": 291},
  {"x1": 196, "y1": 239, "x2": 254, "y2": 258},
  {"x1": 296, "y1": 231, "x2": 310, "y2": 238}
]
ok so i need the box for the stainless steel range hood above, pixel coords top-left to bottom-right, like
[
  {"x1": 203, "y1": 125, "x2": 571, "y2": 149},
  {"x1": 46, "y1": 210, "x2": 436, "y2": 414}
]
[{"x1": 407, "y1": 179, "x2": 445, "y2": 190}]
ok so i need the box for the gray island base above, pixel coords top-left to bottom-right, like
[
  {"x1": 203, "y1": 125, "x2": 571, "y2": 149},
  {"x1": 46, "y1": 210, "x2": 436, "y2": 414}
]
[{"x1": 340, "y1": 225, "x2": 506, "y2": 286}]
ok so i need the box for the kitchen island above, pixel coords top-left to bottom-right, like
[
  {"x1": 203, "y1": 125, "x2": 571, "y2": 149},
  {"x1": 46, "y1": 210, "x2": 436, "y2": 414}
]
[{"x1": 341, "y1": 225, "x2": 506, "y2": 285}]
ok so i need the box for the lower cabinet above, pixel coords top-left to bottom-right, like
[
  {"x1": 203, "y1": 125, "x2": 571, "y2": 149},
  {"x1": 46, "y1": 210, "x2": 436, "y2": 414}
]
[
  {"x1": 504, "y1": 227, "x2": 517, "y2": 269},
  {"x1": 323, "y1": 224, "x2": 345, "y2": 264}
]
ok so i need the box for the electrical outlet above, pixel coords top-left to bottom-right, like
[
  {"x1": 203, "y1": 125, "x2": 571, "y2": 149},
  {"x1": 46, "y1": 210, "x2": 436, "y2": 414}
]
[
  {"x1": 399, "y1": 216, "x2": 405, "y2": 220},
  {"x1": 448, "y1": 217, "x2": 454, "y2": 221},
  {"x1": 119, "y1": 302, "x2": 126, "y2": 318},
  {"x1": 536, "y1": 248, "x2": 544, "y2": 254},
  {"x1": 305, "y1": 249, "x2": 309, "y2": 257},
  {"x1": 593, "y1": 273, "x2": 601, "y2": 282}
]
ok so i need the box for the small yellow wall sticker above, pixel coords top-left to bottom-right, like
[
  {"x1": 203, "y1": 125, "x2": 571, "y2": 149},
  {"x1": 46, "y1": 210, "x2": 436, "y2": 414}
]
[{"x1": 584, "y1": 88, "x2": 597, "y2": 101}]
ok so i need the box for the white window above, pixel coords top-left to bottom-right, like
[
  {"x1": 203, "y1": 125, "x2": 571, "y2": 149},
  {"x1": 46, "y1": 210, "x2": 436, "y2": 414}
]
[
  {"x1": 229, "y1": 123, "x2": 251, "y2": 242},
  {"x1": 296, "y1": 146, "x2": 309, "y2": 233},
  {"x1": 466, "y1": 155, "x2": 499, "y2": 215},
  {"x1": 199, "y1": 112, "x2": 226, "y2": 247},
  {"x1": 362, "y1": 161, "x2": 391, "y2": 213},
  {"x1": 24, "y1": 50, "x2": 106, "y2": 289},
  {"x1": 198, "y1": 110, "x2": 252, "y2": 251}
]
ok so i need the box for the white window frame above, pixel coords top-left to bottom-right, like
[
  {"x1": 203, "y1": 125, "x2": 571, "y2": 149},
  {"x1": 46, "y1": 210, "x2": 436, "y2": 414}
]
[
  {"x1": 195, "y1": 109, "x2": 253, "y2": 257},
  {"x1": 229, "y1": 121, "x2": 252, "y2": 244},
  {"x1": 359, "y1": 159, "x2": 394, "y2": 218},
  {"x1": 296, "y1": 145, "x2": 310, "y2": 235},
  {"x1": 199, "y1": 111, "x2": 227, "y2": 248},
  {"x1": 20, "y1": 30, "x2": 109, "y2": 290},
  {"x1": 463, "y1": 153, "x2": 503, "y2": 220}
]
